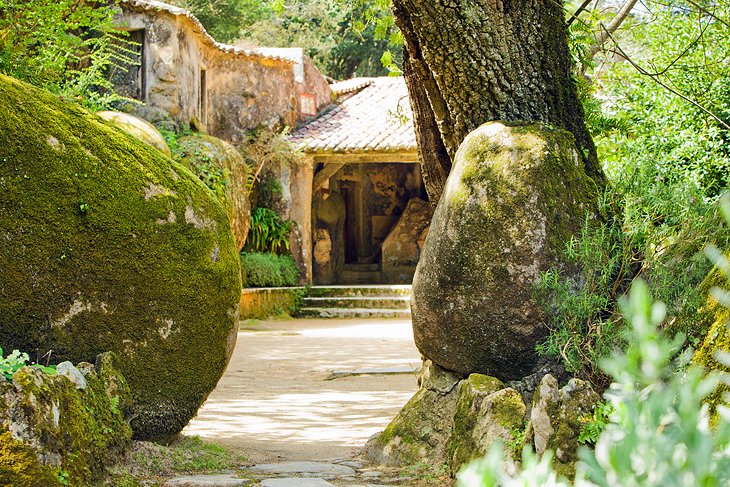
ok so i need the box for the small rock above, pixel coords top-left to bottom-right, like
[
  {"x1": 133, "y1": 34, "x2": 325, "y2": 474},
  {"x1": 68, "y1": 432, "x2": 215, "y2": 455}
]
[
  {"x1": 56, "y1": 361, "x2": 87, "y2": 390},
  {"x1": 260, "y1": 479, "x2": 334, "y2": 487},
  {"x1": 333, "y1": 459, "x2": 363, "y2": 469},
  {"x1": 162, "y1": 474, "x2": 249, "y2": 486},
  {"x1": 361, "y1": 470, "x2": 383, "y2": 478},
  {"x1": 417, "y1": 360, "x2": 462, "y2": 394}
]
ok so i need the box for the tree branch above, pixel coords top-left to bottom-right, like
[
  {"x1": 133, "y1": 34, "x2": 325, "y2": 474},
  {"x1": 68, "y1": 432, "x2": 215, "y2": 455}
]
[{"x1": 587, "y1": 0, "x2": 640, "y2": 59}]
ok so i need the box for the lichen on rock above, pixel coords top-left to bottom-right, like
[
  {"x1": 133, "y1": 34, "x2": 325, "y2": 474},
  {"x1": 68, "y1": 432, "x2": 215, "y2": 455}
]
[
  {"x1": 446, "y1": 375, "x2": 526, "y2": 473},
  {"x1": 364, "y1": 361, "x2": 461, "y2": 466},
  {"x1": 0, "y1": 74, "x2": 242, "y2": 441},
  {"x1": 412, "y1": 121, "x2": 600, "y2": 380},
  {"x1": 177, "y1": 134, "x2": 252, "y2": 251},
  {"x1": 0, "y1": 352, "x2": 132, "y2": 486},
  {"x1": 524, "y1": 374, "x2": 599, "y2": 477},
  {"x1": 691, "y1": 255, "x2": 730, "y2": 426}
]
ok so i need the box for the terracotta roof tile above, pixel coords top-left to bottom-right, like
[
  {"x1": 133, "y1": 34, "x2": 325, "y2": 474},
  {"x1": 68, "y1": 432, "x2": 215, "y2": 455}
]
[{"x1": 291, "y1": 77, "x2": 416, "y2": 154}]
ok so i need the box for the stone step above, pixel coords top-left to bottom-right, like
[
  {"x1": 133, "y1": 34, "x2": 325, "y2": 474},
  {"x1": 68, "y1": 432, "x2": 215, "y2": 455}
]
[
  {"x1": 306, "y1": 285, "x2": 412, "y2": 298},
  {"x1": 301, "y1": 296, "x2": 410, "y2": 310},
  {"x1": 297, "y1": 307, "x2": 411, "y2": 319},
  {"x1": 340, "y1": 270, "x2": 383, "y2": 284}
]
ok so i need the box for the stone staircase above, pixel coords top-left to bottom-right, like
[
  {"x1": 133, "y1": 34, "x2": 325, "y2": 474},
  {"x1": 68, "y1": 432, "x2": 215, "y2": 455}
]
[{"x1": 297, "y1": 285, "x2": 412, "y2": 319}]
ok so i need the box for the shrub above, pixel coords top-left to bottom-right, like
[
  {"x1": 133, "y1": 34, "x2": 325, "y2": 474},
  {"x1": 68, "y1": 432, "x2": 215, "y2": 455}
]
[
  {"x1": 240, "y1": 252, "x2": 300, "y2": 288},
  {"x1": 0, "y1": 0, "x2": 137, "y2": 110}
]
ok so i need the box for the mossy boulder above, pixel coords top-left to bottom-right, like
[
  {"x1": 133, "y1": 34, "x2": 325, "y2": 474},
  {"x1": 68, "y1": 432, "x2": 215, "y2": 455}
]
[
  {"x1": 412, "y1": 122, "x2": 600, "y2": 380},
  {"x1": 0, "y1": 353, "x2": 132, "y2": 486},
  {"x1": 524, "y1": 375, "x2": 599, "y2": 477},
  {"x1": 96, "y1": 110, "x2": 172, "y2": 157},
  {"x1": 178, "y1": 134, "x2": 251, "y2": 251},
  {"x1": 691, "y1": 256, "x2": 730, "y2": 426},
  {"x1": 446, "y1": 375, "x2": 526, "y2": 474},
  {"x1": 364, "y1": 361, "x2": 461, "y2": 466},
  {"x1": 0, "y1": 75, "x2": 242, "y2": 440}
]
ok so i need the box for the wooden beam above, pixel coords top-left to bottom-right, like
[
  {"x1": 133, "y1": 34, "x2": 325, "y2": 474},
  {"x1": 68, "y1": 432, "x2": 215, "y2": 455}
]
[
  {"x1": 313, "y1": 162, "x2": 345, "y2": 191},
  {"x1": 311, "y1": 151, "x2": 419, "y2": 164}
]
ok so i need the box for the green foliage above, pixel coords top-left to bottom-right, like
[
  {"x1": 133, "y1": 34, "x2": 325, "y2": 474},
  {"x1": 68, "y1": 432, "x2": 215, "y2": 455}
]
[
  {"x1": 0, "y1": 0, "x2": 137, "y2": 110},
  {"x1": 240, "y1": 127, "x2": 303, "y2": 197},
  {"x1": 167, "y1": 0, "x2": 269, "y2": 42},
  {"x1": 577, "y1": 401, "x2": 613, "y2": 446},
  {"x1": 160, "y1": 128, "x2": 230, "y2": 201},
  {"x1": 458, "y1": 280, "x2": 730, "y2": 486},
  {"x1": 539, "y1": 3, "x2": 730, "y2": 383},
  {"x1": 240, "y1": 252, "x2": 300, "y2": 287},
  {"x1": 0, "y1": 347, "x2": 57, "y2": 381},
  {"x1": 244, "y1": 0, "x2": 398, "y2": 79},
  {"x1": 246, "y1": 208, "x2": 292, "y2": 254}
]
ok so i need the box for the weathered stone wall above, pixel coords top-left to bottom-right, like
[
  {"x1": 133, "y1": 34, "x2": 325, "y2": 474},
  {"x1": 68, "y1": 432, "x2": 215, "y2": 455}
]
[{"x1": 114, "y1": 4, "x2": 333, "y2": 143}]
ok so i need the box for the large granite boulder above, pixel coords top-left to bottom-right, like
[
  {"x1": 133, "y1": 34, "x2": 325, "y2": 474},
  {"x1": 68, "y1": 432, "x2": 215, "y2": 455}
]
[
  {"x1": 412, "y1": 122, "x2": 599, "y2": 380},
  {"x1": 96, "y1": 110, "x2": 171, "y2": 157},
  {"x1": 178, "y1": 134, "x2": 251, "y2": 251},
  {"x1": 382, "y1": 197, "x2": 433, "y2": 284},
  {"x1": 0, "y1": 75, "x2": 242, "y2": 440}
]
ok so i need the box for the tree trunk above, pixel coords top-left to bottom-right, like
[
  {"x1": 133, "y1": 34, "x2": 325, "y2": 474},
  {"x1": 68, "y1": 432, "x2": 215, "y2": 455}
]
[{"x1": 392, "y1": 0, "x2": 605, "y2": 201}]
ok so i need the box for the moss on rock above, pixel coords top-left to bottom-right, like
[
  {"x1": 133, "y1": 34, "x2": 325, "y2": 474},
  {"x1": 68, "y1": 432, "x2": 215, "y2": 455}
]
[
  {"x1": 0, "y1": 353, "x2": 132, "y2": 486},
  {"x1": 364, "y1": 361, "x2": 461, "y2": 466},
  {"x1": 96, "y1": 111, "x2": 172, "y2": 157},
  {"x1": 691, "y1": 256, "x2": 730, "y2": 426},
  {"x1": 178, "y1": 134, "x2": 251, "y2": 251},
  {"x1": 0, "y1": 75, "x2": 242, "y2": 440},
  {"x1": 446, "y1": 375, "x2": 525, "y2": 474},
  {"x1": 412, "y1": 122, "x2": 600, "y2": 380}
]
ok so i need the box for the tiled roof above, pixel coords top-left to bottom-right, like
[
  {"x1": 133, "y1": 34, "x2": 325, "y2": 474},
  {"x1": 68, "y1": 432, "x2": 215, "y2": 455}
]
[
  {"x1": 290, "y1": 77, "x2": 416, "y2": 154},
  {"x1": 119, "y1": 0, "x2": 295, "y2": 64}
]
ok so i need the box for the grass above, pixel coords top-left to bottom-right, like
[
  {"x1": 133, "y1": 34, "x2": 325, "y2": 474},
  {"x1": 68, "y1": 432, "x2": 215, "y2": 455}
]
[{"x1": 106, "y1": 436, "x2": 248, "y2": 485}]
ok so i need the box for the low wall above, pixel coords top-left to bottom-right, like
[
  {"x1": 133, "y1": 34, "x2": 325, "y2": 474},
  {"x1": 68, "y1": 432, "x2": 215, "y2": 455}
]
[{"x1": 240, "y1": 287, "x2": 306, "y2": 320}]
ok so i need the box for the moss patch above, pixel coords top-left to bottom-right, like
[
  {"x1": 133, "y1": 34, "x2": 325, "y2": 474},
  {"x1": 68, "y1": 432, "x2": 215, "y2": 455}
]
[
  {"x1": 0, "y1": 429, "x2": 61, "y2": 487},
  {"x1": 0, "y1": 354, "x2": 132, "y2": 486},
  {"x1": 0, "y1": 75, "x2": 242, "y2": 440},
  {"x1": 691, "y1": 256, "x2": 730, "y2": 426}
]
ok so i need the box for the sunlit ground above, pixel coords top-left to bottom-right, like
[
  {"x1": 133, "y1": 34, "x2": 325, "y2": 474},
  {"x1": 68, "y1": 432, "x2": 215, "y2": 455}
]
[{"x1": 183, "y1": 318, "x2": 421, "y2": 462}]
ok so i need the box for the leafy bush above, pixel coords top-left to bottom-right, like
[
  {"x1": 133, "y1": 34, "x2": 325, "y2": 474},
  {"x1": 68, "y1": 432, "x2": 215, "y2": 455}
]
[
  {"x1": 457, "y1": 279, "x2": 730, "y2": 487},
  {"x1": 0, "y1": 0, "x2": 137, "y2": 110},
  {"x1": 240, "y1": 252, "x2": 300, "y2": 288},
  {"x1": 246, "y1": 208, "x2": 292, "y2": 255},
  {"x1": 537, "y1": 4, "x2": 730, "y2": 384}
]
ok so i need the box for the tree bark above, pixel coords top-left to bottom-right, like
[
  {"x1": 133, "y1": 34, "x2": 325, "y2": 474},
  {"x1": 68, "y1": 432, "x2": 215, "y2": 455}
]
[{"x1": 392, "y1": 0, "x2": 605, "y2": 201}]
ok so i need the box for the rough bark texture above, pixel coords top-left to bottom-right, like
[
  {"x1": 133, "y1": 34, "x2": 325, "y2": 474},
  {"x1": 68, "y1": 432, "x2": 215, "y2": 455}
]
[{"x1": 392, "y1": 0, "x2": 604, "y2": 200}]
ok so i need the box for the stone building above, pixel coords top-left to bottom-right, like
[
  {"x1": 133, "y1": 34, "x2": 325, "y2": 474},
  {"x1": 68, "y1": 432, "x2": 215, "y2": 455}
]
[
  {"x1": 290, "y1": 77, "x2": 431, "y2": 285},
  {"x1": 114, "y1": 0, "x2": 332, "y2": 143},
  {"x1": 112, "y1": 1, "x2": 430, "y2": 285}
]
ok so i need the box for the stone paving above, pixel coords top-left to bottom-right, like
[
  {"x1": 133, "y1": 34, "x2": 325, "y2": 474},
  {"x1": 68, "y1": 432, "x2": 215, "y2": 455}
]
[{"x1": 171, "y1": 318, "x2": 424, "y2": 486}]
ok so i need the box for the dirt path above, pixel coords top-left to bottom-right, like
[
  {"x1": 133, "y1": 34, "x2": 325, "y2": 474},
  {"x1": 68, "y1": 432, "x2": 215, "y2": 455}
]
[{"x1": 183, "y1": 318, "x2": 421, "y2": 464}]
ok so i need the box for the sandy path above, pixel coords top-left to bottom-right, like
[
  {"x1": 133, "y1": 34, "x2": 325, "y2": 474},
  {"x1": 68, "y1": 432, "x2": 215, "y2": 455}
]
[{"x1": 183, "y1": 318, "x2": 421, "y2": 464}]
